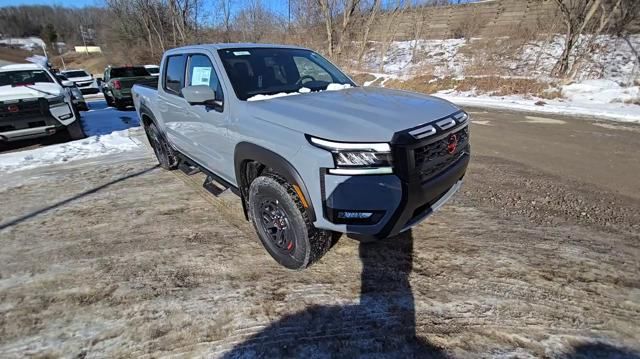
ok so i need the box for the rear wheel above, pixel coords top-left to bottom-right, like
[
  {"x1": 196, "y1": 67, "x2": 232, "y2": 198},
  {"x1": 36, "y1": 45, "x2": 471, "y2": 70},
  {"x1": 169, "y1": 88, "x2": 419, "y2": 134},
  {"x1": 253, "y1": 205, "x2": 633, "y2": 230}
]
[
  {"x1": 248, "y1": 174, "x2": 333, "y2": 270},
  {"x1": 105, "y1": 94, "x2": 114, "y2": 107},
  {"x1": 145, "y1": 122, "x2": 178, "y2": 170},
  {"x1": 114, "y1": 98, "x2": 127, "y2": 111}
]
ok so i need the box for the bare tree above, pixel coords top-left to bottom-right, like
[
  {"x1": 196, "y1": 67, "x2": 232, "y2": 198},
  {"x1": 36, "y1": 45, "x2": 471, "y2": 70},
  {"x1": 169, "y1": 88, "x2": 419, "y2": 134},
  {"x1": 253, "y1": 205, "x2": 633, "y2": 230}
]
[
  {"x1": 334, "y1": 0, "x2": 362, "y2": 57},
  {"x1": 356, "y1": 0, "x2": 381, "y2": 68},
  {"x1": 607, "y1": 0, "x2": 640, "y2": 66},
  {"x1": 551, "y1": 0, "x2": 603, "y2": 77},
  {"x1": 316, "y1": 0, "x2": 335, "y2": 57},
  {"x1": 378, "y1": 0, "x2": 408, "y2": 73}
]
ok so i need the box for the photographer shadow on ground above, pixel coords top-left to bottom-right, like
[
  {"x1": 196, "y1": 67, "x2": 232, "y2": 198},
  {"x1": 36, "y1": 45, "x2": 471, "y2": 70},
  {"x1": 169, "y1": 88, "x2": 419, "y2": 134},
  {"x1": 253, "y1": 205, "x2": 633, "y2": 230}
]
[{"x1": 222, "y1": 230, "x2": 447, "y2": 358}]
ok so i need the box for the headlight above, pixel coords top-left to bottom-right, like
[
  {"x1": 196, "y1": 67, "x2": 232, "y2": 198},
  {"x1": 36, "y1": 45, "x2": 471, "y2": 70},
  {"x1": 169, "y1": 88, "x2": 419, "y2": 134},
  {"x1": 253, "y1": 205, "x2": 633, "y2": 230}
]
[
  {"x1": 334, "y1": 152, "x2": 392, "y2": 167},
  {"x1": 308, "y1": 136, "x2": 393, "y2": 175},
  {"x1": 48, "y1": 95, "x2": 66, "y2": 107}
]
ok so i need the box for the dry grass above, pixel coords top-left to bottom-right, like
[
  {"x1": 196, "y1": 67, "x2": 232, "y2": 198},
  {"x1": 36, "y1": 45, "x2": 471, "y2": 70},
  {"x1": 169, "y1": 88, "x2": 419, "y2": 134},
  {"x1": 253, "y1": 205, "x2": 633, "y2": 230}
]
[
  {"x1": 50, "y1": 52, "x2": 109, "y2": 76},
  {"x1": 0, "y1": 46, "x2": 32, "y2": 63},
  {"x1": 624, "y1": 98, "x2": 640, "y2": 106},
  {"x1": 349, "y1": 72, "x2": 377, "y2": 85},
  {"x1": 384, "y1": 74, "x2": 559, "y2": 98}
]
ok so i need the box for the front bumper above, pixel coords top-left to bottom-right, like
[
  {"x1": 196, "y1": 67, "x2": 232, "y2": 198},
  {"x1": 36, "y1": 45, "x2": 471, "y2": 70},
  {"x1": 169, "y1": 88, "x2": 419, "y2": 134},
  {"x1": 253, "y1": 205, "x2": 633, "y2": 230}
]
[
  {"x1": 322, "y1": 153, "x2": 468, "y2": 240},
  {"x1": 74, "y1": 80, "x2": 100, "y2": 94},
  {"x1": 0, "y1": 98, "x2": 77, "y2": 141},
  {"x1": 318, "y1": 115, "x2": 470, "y2": 240}
]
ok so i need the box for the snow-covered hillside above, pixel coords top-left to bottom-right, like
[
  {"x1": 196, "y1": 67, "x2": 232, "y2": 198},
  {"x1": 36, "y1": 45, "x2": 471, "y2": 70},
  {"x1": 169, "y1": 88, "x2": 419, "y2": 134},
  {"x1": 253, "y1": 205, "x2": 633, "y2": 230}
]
[
  {"x1": 362, "y1": 35, "x2": 640, "y2": 86},
  {"x1": 0, "y1": 37, "x2": 45, "y2": 51},
  {"x1": 359, "y1": 35, "x2": 640, "y2": 122}
]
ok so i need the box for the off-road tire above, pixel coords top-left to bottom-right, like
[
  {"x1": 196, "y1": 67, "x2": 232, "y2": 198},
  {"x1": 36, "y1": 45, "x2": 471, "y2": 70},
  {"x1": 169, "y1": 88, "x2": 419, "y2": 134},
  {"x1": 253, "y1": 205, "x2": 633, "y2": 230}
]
[
  {"x1": 114, "y1": 98, "x2": 127, "y2": 111},
  {"x1": 105, "y1": 94, "x2": 114, "y2": 107},
  {"x1": 66, "y1": 119, "x2": 86, "y2": 140},
  {"x1": 248, "y1": 173, "x2": 333, "y2": 270},
  {"x1": 145, "y1": 122, "x2": 178, "y2": 170}
]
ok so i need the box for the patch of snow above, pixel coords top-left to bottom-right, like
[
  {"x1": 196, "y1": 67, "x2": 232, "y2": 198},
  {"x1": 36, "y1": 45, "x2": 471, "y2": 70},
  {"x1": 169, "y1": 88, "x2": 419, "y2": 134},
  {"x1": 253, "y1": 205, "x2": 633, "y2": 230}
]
[
  {"x1": 0, "y1": 129, "x2": 141, "y2": 173},
  {"x1": 0, "y1": 99, "x2": 143, "y2": 173},
  {"x1": 325, "y1": 83, "x2": 352, "y2": 91},
  {"x1": 562, "y1": 79, "x2": 639, "y2": 104},
  {"x1": 246, "y1": 92, "x2": 300, "y2": 102},
  {"x1": 592, "y1": 122, "x2": 640, "y2": 133},
  {"x1": 434, "y1": 90, "x2": 640, "y2": 123},
  {"x1": 246, "y1": 84, "x2": 352, "y2": 101},
  {"x1": 523, "y1": 116, "x2": 566, "y2": 124},
  {"x1": 362, "y1": 35, "x2": 640, "y2": 85},
  {"x1": 364, "y1": 39, "x2": 468, "y2": 78},
  {"x1": 0, "y1": 37, "x2": 45, "y2": 51}
]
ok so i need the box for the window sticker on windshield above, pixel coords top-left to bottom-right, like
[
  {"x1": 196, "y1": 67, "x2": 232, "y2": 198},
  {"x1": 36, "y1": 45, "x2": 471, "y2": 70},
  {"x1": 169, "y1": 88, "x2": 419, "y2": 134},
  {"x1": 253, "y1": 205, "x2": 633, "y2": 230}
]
[
  {"x1": 233, "y1": 51, "x2": 251, "y2": 56},
  {"x1": 191, "y1": 67, "x2": 211, "y2": 86}
]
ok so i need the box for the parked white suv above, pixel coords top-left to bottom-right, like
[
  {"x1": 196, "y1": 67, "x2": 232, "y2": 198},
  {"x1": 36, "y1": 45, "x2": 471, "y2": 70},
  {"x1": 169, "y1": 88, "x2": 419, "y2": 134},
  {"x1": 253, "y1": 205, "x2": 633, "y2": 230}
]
[
  {"x1": 60, "y1": 69, "x2": 100, "y2": 94},
  {"x1": 0, "y1": 63, "x2": 85, "y2": 142}
]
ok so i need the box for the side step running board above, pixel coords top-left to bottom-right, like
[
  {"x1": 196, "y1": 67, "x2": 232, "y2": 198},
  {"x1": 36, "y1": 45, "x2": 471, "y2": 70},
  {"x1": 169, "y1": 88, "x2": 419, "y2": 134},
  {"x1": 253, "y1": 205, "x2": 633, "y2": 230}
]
[
  {"x1": 203, "y1": 175, "x2": 229, "y2": 197},
  {"x1": 178, "y1": 159, "x2": 201, "y2": 176}
]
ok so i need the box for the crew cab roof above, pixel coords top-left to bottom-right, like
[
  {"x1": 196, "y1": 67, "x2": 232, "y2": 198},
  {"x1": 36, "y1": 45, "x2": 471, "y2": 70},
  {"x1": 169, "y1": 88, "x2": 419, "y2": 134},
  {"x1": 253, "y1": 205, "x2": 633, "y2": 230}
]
[
  {"x1": 0, "y1": 63, "x2": 45, "y2": 72},
  {"x1": 166, "y1": 43, "x2": 310, "y2": 54}
]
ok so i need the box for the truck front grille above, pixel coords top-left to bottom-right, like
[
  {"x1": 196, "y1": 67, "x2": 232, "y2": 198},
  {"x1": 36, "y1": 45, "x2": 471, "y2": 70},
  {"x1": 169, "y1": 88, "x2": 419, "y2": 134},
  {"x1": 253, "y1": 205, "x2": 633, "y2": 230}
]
[
  {"x1": 0, "y1": 98, "x2": 48, "y2": 119},
  {"x1": 413, "y1": 126, "x2": 469, "y2": 182}
]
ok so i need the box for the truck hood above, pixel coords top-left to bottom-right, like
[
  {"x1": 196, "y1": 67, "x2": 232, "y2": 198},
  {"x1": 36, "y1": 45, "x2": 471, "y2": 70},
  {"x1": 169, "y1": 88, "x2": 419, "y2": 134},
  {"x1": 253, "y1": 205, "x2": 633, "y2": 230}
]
[
  {"x1": 67, "y1": 75, "x2": 93, "y2": 82},
  {"x1": 245, "y1": 87, "x2": 461, "y2": 142},
  {"x1": 0, "y1": 83, "x2": 63, "y2": 102}
]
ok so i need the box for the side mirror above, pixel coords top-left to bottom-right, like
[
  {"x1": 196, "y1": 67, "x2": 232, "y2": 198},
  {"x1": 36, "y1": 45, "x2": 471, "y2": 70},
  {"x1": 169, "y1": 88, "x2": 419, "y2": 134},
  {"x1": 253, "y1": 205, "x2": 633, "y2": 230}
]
[
  {"x1": 181, "y1": 85, "x2": 221, "y2": 108},
  {"x1": 96, "y1": 77, "x2": 103, "y2": 85},
  {"x1": 61, "y1": 80, "x2": 74, "y2": 87}
]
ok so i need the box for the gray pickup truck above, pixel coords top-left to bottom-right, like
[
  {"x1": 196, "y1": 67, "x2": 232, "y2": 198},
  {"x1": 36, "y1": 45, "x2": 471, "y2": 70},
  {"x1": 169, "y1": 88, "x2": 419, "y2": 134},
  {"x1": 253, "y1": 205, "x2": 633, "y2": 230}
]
[{"x1": 133, "y1": 44, "x2": 470, "y2": 269}]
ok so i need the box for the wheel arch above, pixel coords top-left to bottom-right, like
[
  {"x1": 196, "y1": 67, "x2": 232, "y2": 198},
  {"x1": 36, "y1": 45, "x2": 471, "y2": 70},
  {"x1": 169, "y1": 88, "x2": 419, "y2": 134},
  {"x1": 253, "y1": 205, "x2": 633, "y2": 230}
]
[
  {"x1": 138, "y1": 103, "x2": 156, "y2": 129},
  {"x1": 234, "y1": 142, "x2": 317, "y2": 222}
]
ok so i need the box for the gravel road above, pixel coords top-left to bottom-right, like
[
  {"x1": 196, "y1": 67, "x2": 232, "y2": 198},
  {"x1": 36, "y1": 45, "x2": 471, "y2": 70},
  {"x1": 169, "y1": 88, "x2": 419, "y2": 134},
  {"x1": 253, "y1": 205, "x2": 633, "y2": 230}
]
[{"x1": 0, "y1": 108, "x2": 639, "y2": 358}]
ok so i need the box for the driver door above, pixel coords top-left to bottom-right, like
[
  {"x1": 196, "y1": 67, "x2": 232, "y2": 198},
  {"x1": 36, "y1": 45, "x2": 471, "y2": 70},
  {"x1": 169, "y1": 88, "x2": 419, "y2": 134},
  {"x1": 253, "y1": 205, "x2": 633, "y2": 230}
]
[{"x1": 182, "y1": 52, "x2": 233, "y2": 181}]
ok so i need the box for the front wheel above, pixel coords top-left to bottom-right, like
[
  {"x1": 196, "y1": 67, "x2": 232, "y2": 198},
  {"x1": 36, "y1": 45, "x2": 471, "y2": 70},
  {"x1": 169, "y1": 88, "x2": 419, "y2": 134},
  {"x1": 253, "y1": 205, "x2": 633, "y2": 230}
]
[{"x1": 248, "y1": 174, "x2": 334, "y2": 270}]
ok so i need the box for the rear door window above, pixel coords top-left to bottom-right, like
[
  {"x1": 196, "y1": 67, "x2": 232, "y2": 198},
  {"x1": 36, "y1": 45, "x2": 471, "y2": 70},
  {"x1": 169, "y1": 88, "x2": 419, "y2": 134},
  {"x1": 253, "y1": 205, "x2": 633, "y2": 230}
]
[{"x1": 164, "y1": 55, "x2": 187, "y2": 95}]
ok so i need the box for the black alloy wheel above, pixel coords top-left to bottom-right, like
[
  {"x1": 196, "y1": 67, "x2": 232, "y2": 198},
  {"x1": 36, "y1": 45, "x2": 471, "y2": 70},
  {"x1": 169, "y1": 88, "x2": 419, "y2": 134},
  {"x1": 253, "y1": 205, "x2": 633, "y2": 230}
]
[{"x1": 258, "y1": 198, "x2": 295, "y2": 253}]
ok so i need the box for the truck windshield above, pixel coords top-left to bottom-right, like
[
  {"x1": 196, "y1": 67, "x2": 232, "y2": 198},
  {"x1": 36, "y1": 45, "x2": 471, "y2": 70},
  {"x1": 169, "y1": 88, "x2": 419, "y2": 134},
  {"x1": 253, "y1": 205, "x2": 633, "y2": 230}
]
[
  {"x1": 0, "y1": 70, "x2": 54, "y2": 86},
  {"x1": 217, "y1": 48, "x2": 354, "y2": 100},
  {"x1": 63, "y1": 70, "x2": 89, "y2": 78},
  {"x1": 110, "y1": 67, "x2": 149, "y2": 78}
]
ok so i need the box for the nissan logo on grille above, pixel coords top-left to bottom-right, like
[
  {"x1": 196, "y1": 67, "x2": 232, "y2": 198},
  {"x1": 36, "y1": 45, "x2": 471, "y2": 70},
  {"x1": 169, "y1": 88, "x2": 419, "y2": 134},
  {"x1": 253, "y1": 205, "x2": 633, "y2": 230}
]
[{"x1": 447, "y1": 134, "x2": 458, "y2": 154}]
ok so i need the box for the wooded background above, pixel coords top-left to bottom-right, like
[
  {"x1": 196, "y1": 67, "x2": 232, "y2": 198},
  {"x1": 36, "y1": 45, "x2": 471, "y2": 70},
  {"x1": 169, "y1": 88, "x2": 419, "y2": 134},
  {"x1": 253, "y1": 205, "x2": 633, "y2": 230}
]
[{"x1": 0, "y1": 0, "x2": 638, "y2": 78}]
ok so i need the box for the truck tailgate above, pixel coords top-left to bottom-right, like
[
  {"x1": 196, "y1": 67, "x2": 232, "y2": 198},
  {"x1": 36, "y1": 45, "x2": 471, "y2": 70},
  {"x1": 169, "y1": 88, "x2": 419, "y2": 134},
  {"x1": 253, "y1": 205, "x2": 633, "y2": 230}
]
[{"x1": 116, "y1": 76, "x2": 158, "y2": 91}]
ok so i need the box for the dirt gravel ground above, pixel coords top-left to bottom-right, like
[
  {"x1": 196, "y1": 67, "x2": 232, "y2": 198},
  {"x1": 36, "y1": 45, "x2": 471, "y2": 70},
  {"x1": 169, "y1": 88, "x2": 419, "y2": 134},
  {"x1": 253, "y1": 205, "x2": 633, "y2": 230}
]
[{"x1": 1, "y1": 113, "x2": 639, "y2": 358}]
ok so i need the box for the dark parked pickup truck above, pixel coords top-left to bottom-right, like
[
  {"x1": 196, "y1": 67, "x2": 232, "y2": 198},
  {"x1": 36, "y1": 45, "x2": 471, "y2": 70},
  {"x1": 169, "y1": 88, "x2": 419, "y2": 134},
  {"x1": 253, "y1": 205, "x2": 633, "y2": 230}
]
[
  {"x1": 102, "y1": 66, "x2": 157, "y2": 110},
  {"x1": 133, "y1": 44, "x2": 470, "y2": 270}
]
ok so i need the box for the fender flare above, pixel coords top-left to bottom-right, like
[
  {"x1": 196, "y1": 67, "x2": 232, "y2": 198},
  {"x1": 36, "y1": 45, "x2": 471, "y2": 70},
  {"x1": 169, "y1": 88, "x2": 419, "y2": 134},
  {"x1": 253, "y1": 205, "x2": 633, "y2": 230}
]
[
  {"x1": 234, "y1": 142, "x2": 317, "y2": 222},
  {"x1": 137, "y1": 102, "x2": 156, "y2": 128}
]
